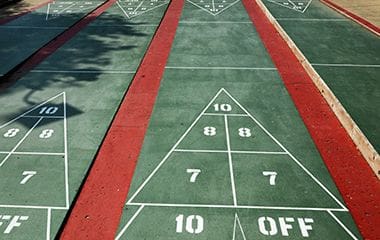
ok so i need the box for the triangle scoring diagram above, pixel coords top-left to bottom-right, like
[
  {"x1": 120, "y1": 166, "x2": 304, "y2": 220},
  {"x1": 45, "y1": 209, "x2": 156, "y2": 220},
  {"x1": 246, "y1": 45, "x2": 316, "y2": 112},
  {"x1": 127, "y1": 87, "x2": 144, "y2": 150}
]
[
  {"x1": 116, "y1": 0, "x2": 170, "y2": 19},
  {"x1": 187, "y1": 0, "x2": 241, "y2": 16},
  {"x1": 266, "y1": 0, "x2": 313, "y2": 13},
  {"x1": 46, "y1": 1, "x2": 102, "y2": 20},
  {"x1": 127, "y1": 88, "x2": 346, "y2": 211}
]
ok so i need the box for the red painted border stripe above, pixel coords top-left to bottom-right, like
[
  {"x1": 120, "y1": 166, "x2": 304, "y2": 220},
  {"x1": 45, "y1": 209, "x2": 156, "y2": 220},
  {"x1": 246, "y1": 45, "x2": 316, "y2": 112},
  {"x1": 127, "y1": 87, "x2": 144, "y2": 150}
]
[
  {"x1": 242, "y1": 0, "x2": 380, "y2": 239},
  {"x1": 60, "y1": 0, "x2": 184, "y2": 239},
  {"x1": 321, "y1": 0, "x2": 380, "y2": 37},
  {"x1": 0, "y1": 0, "x2": 53, "y2": 25},
  {"x1": 0, "y1": 0, "x2": 116, "y2": 89}
]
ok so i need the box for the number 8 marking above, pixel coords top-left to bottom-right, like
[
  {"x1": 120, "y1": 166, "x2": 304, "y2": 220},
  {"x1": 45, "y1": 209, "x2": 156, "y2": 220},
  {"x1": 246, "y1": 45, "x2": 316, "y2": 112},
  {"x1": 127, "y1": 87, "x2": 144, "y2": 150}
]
[
  {"x1": 39, "y1": 129, "x2": 54, "y2": 139},
  {"x1": 3, "y1": 128, "x2": 20, "y2": 138},
  {"x1": 203, "y1": 126, "x2": 216, "y2": 136},
  {"x1": 238, "y1": 128, "x2": 252, "y2": 137}
]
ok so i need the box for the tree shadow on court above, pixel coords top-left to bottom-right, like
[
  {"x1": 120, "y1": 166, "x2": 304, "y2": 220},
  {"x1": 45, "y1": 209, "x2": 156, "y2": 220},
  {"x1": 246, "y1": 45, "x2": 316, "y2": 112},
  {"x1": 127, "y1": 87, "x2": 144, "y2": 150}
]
[{"x1": 0, "y1": 2, "x2": 161, "y2": 127}]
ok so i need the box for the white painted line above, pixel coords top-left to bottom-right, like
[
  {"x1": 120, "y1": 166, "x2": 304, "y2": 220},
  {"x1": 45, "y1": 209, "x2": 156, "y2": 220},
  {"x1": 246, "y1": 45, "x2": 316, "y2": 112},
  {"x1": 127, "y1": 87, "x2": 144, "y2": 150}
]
[
  {"x1": 0, "y1": 92, "x2": 64, "y2": 130},
  {"x1": 46, "y1": 208, "x2": 51, "y2": 240},
  {"x1": 63, "y1": 92, "x2": 69, "y2": 209},
  {"x1": 46, "y1": 3, "x2": 50, "y2": 20},
  {"x1": 276, "y1": 18, "x2": 348, "y2": 21},
  {"x1": 225, "y1": 115, "x2": 237, "y2": 206},
  {"x1": 179, "y1": 21, "x2": 252, "y2": 24},
  {"x1": 203, "y1": 113, "x2": 248, "y2": 116},
  {"x1": 165, "y1": 66, "x2": 277, "y2": 70},
  {"x1": 233, "y1": 213, "x2": 247, "y2": 240},
  {"x1": 174, "y1": 149, "x2": 228, "y2": 153},
  {"x1": 312, "y1": 63, "x2": 380, "y2": 68},
  {"x1": 127, "y1": 89, "x2": 225, "y2": 204},
  {"x1": 0, "y1": 117, "x2": 43, "y2": 167},
  {"x1": 222, "y1": 88, "x2": 348, "y2": 211},
  {"x1": 132, "y1": 1, "x2": 144, "y2": 15},
  {"x1": 22, "y1": 115, "x2": 64, "y2": 119},
  {"x1": 327, "y1": 210, "x2": 358, "y2": 240},
  {"x1": 0, "y1": 151, "x2": 65, "y2": 156},
  {"x1": 115, "y1": 205, "x2": 145, "y2": 240},
  {"x1": 127, "y1": 202, "x2": 348, "y2": 212},
  {"x1": 116, "y1": 0, "x2": 131, "y2": 18},
  {"x1": 31, "y1": 69, "x2": 136, "y2": 74},
  {"x1": 174, "y1": 149, "x2": 288, "y2": 155},
  {"x1": 0, "y1": 204, "x2": 68, "y2": 210},
  {"x1": 232, "y1": 150, "x2": 287, "y2": 155}
]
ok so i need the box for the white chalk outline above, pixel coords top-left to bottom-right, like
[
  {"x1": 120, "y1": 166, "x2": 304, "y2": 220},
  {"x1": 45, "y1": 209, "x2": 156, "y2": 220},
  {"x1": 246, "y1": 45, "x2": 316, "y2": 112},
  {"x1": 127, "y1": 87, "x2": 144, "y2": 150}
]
[
  {"x1": 187, "y1": 0, "x2": 241, "y2": 16},
  {"x1": 0, "y1": 93, "x2": 69, "y2": 238},
  {"x1": 266, "y1": 0, "x2": 312, "y2": 13},
  {"x1": 116, "y1": 0, "x2": 169, "y2": 19}
]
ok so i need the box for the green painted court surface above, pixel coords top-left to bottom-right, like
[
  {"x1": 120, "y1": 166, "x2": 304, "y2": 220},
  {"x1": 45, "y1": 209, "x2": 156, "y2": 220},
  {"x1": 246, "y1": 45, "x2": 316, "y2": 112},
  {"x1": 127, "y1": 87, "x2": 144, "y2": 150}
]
[
  {"x1": 0, "y1": 1, "x2": 169, "y2": 238},
  {"x1": 0, "y1": 0, "x2": 376, "y2": 239},
  {"x1": 261, "y1": 0, "x2": 380, "y2": 152},
  {"x1": 115, "y1": 1, "x2": 361, "y2": 239}
]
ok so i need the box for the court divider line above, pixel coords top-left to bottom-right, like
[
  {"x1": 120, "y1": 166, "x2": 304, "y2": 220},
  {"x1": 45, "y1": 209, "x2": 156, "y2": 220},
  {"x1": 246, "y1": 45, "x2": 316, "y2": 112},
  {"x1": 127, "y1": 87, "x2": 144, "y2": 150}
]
[
  {"x1": 59, "y1": 0, "x2": 185, "y2": 238},
  {"x1": 243, "y1": 0, "x2": 380, "y2": 238}
]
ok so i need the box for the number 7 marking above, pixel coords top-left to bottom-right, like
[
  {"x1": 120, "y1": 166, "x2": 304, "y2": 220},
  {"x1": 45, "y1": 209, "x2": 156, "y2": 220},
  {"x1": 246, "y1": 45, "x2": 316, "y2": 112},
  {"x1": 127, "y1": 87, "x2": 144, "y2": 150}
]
[
  {"x1": 20, "y1": 171, "x2": 37, "y2": 184},
  {"x1": 186, "y1": 169, "x2": 201, "y2": 183},
  {"x1": 262, "y1": 171, "x2": 277, "y2": 186}
]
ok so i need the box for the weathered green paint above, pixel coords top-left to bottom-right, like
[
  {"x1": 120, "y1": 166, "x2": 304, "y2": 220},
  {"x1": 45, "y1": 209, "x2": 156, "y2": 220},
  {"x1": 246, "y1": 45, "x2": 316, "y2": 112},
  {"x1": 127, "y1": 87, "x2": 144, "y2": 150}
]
[
  {"x1": 116, "y1": 1, "x2": 360, "y2": 239},
  {"x1": 263, "y1": 0, "x2": 380, "y2": 152},
  {"x1": 0, "y1": 2, "x2": 168, "y2": 238}
]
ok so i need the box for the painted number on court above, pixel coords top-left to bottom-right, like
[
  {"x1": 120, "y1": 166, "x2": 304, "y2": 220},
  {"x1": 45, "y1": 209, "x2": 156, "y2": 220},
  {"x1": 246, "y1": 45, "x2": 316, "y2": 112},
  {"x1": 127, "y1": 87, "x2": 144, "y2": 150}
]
[
  {"x1": 39, "y1": 106, "x2": 58, "y2": 115},
  {"x1": 213, "y1": 103, "x2": 232, "y2": 112},
  {"x1": 176, "y1": 214, "x2": 204, "y2": 234},
  {"x1": 3, "y1": 128, "x2": 20, "y2": 138},
  {"x1": 39, "y1": 129, "x2": 54, "y2": 139},
  {"x1": 20, "y1": 171, "x2": 37, "y2": 184},
  {"x1": 258, "y1": 216, "x2": 314, "y2": 237},
  {"x1": 186, "y1": 169, "x2": 201, "y2": 183},
  {"x1": 204, "y1": 126, "x2": 216, "y2": 136},
  {"x1": 0, "y1": 215, "x2": 29, "y2": 234},
  {"x1": 263, "y1": 171, "x2": 277, "y2": 186},
  {"x1": 238, "y1": 127, "x2": 252, "y2": 137}
]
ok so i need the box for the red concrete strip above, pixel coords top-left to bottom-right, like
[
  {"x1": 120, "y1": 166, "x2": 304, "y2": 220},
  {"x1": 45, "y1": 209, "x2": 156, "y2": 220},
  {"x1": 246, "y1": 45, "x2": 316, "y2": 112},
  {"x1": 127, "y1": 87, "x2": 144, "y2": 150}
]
[
  {"x1": 320, "y1": 0, "x2": 380, "y2": 37},
  {"x1": 0, "y1": 0, "x2": 116, "y2": 89},
  {"x1": 59, "y1": 0, "x2": 184, "y2": 239},
  {"x1": 0, "y1": 0, "x2": 53, "y2": 25},
  {"x1": 242, "y1": 0, "x2": 380, "y2": 239}
]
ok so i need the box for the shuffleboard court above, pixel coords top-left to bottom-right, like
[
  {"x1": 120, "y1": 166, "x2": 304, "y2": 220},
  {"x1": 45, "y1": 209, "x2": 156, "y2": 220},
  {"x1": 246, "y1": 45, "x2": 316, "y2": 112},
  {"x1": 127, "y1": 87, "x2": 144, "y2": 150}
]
[
  {"x1": 115, "y1": 1, "x2": 362, "y2": 239},
  {"x1": 0, "y1": 1, "x2": 170, "y2": 238},
  {"x1": 261, "y1": 0, "x2": 380, "y2": 166},
  {"x1": 0, "y1": 0, "x2": 106, "y2": 77}
]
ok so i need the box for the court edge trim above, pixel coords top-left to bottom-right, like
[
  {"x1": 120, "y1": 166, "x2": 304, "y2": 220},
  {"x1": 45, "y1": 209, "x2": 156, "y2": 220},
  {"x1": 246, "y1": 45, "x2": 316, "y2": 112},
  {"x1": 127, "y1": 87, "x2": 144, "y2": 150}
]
[{"x1": 320, "y1": 0, "x2": 380, "y2": 37}]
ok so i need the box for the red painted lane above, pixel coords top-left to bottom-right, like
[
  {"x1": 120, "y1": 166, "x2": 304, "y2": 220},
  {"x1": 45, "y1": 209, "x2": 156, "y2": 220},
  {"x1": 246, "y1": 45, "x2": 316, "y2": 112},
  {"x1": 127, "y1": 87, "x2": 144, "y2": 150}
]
[
  {"x1": 0, "y1": 0, "x2": 53, "y2": 25},
  {"x1": 242, "y1": 0, "x2": 380, "y2": 239},
  {"x1": 0, "y1": 0, "x2": 116, "y2": 89},
  {"x1": 59, "y1": 0, "x2": 184, "y2": 239},
  {"x1": 320, "y1": 0, "x2": 380, "y2": 37}
]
